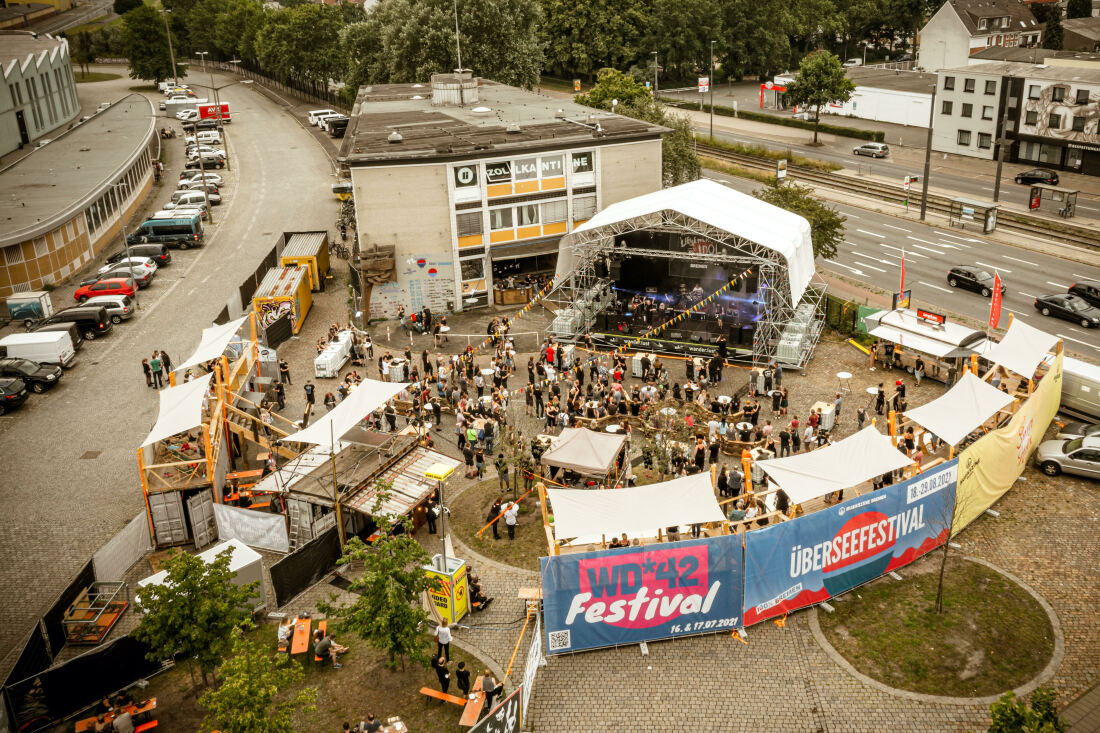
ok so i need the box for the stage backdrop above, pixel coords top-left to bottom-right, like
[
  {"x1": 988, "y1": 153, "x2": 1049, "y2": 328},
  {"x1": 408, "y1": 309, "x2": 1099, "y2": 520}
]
[
  {"x1": 953, "y1": 352, "x2": 1063, "y2": 532},
  {"x1": 742, "y1": 459, "x2": 958, "y2": 626},
  {"x1": 540, "y1": 535, "x2": 743, "y2": 655}
]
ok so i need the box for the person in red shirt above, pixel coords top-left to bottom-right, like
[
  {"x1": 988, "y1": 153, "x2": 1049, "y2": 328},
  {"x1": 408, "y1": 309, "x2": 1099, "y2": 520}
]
[{"x1": 545, "y1": 345, "x2": 555, "y2": 364}]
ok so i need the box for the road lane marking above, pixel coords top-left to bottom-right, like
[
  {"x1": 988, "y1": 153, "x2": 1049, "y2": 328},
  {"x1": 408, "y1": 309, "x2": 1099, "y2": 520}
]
[
  {"x1": 907, "y1": 236, "x2": 945, "y2": 247},
  {"x1": 1019, "y1": 292, "x2": 1037, "y2": 298},
  {"x1": 845, "y1": 213, "x2": 861, "y2": 219},
  {"x1": 1076, "y1": 205, "x2": 1098, "y2": 212},
  {"x1": 1072, "y1": 274, "x2": 1095, "y2": 280},
  {"x1": 1047, "y1": 281, "x2": 1069, "y2": 289},
  {"x1": 1004, "y1": 308, "x2": 1029, "y2": 317},
  {"x1": 911, "y1": 244, "x2": 945, "y2": 255},
  {"x1": 857, "y1": 229, "x2": 886, "y2": 238},
  {"x1": 829, "y1": 262, "x2": 865, "y2": 275},
  {"x1": 1003, "y1": 255, "x2": 1038, "y2": 266},
  {"x1": 881, "y1": 224, "x2": 912, "y2": 232},
  {"x1": 1058, "y1": 333, "x2": 1100, "y2": 352},
  {"x1": 881, "y1": 244, "x2": 927, "y2": 257},
  {"x1": 850, "y1": 256, "x2": 886, "y2": 272},
  {"x1": 918, "y1": 280, "x2": 952, "y2": 293},
  {"x1": 975, "y1": 262, "x2": 1009, "y2": 273}
]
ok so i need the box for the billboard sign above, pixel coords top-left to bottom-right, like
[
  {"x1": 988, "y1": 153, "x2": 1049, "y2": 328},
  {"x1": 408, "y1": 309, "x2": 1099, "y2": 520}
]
[
  {"x1": 540, "y1": 535, "x2": 743, "y2": 654},
  {"x1": 470, "y1": 685, "x2": 522, "y2": 733},
  {"x1": 742, "y1": 459, "x2": 958, "y2": 626}
]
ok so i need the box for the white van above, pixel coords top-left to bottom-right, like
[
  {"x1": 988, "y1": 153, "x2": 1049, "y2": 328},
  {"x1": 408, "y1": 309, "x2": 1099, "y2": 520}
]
[
  {"x1": 185, "y1": 131, "x2": 223, "y2": 146},
  {"x1": 319, "y1": 115, "x2": 347, "y2": 133},
  {"x1": 0, "y1": 331, "x2": 77, "y2": 368},
  {"x1": 307, "y1": 109, "x2": 337, "y2": 125},
  {"x1": 166, "y1": 190, "x2": 217, "y2": 210},
  {"x1": 314, "y1": 112, "x2": 343, "y2": 130}
]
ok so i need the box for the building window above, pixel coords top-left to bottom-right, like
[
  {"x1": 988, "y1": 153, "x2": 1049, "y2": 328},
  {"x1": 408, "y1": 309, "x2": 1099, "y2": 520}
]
[
  {"x1": 486, "y1": 161, "x2": 512, "y2": 184},
  {"x1": 455, "y1": 211, "x2": 482, "y2": 237},
  {"x1": 1028, "y1": 84, "x2": 1039, "y2": 99},
  {"x1": 453, "y1": 164, "x2": 478, "y2": 188},
  {"x1": 978, "y1": 18, "x2": 988, "y2": 29},
  {"x1": 1025, "y1": 110, "x2": 1038, "y2": 125},
  {"x1": 33, "y1": 237, "x2": 48, "y2": 258},
  {"x1": 489, "y1": 207, "x2": 513, "y2": 230},
  {"x1": 1076, "y1": 89, "x2": 1090, "y2": 104},
  {"x1": 957, "y1": 130, "x2": 972, "y2": 146},
  {"x1": 4, "y1": 245, "x2": 24, "y2": 266},
  {"x1": 978, "y1": 133, "x2": 992, "y2": 149},
  {"x1": 571, "y1": 151, "x2": 594, "y2": 174},
  {"x1": 1049, "y1": 113, "x2": 1061, "y2": 129},
  {"x1": 961, "y1": 103, "x2": 973, "y2": 117},
  {"x1": 964, "y1": 78, "x2": 976, "y2": 93},
  {"x1": 941, "y1": 100, "x2": 953, "y2": 114},
  {"x1": 982, "y1": 105, "x2": 994, "y2": 120},
  {"x1": 1072, "y1": 116, "x2": 1086, "y2": 132},
  {"x1": 1051, "y1": 86, "x2": 1065, "y2": 102},
  {"x1": 517, "y1": 204, "x2": 539, "y2": 226},
  {"x1": 541, "y1": 200, "x2": 567, "y2": 223},
  {"x1": 984, "y1": 80, "x2": 996, "y2": 95},
  {"x1": 943, "y1": 76, "x2": 955, "y2": 91},
  {"x1": 540, "y1": 155, "x2": 564, "y2": 178},
  {"x1": 573, "y1": 195, "x2": 597, "y2": 220},
  {"x1": 514, "y1": 157, "x2": 538, "y2": 181}
]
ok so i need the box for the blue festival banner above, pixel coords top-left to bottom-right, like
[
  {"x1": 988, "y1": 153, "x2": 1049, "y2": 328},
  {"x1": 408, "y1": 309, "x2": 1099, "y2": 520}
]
[
  {"x1": 540, "y1": 535, "x2": 743, "y2": 655},
  {"x1": 742, "y1": 458, "x2": 958, "y2": 626}
]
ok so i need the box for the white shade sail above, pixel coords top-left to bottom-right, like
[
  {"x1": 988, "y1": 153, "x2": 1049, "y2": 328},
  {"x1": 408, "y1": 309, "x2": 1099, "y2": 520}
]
[
  {"x1": 902, "y1": 371, "x2": 1016, "y2": 447},
  {"x1": 141, "y1": 372, "x2": 213, "y2": 447},
  {"x1": 983, "y1": 318, "x2": 1060, "y2": 378},
  {"x1": 281, "y1": 378, "x2": 408, "y2": 448},
  {"x1": 547, "y1": 473, "x2": 725, "y2": 539},
  {"x1": 757, "y1": 426, "x2": 913, "y2": 505},
  {"x1": 540, "y1": 427, "x2": 626, "y2": 476},
  {"x1": 175, "y1": 315, "x2": 250, "y2": 372}
]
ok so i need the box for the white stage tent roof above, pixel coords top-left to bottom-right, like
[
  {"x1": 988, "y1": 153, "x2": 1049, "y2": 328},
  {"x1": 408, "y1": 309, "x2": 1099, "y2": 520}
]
[
  {"x1": 282, "y1": 378, "x2": 407, "y2": 448},
  {"x1": 175, "y1": 315, "x2": 250, "y2": 373},
  {"x1": 568, "y1": 179, "x2": 816, "y2": 304},
  {"x1": 540, "y1": 428, "x2": 626, "y2": 476},
  {"x1": 547, "y1": 474, "x2": 725, "y2": 539},
  {"x1": 983, "y1": 318, "x2": 1060, "y2": 378},
  {"x1": 902, "y1": 371, "x2": 1015, "y2": 447},
  {"x1": 141, "y1": 373, "x2": 214, "y2": 447},
  {"x1": 757, "y1": 426, "x2": 913, "y2": 505}
]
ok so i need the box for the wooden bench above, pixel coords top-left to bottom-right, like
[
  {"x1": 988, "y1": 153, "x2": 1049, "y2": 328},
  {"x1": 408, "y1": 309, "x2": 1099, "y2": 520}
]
[
  {"x1": 419, "y1": 686, "x2": 467, "y2": 706},
  {"x1": 136, "y1": 722, "x2": 159, "y2": 732},
  {"x1": 313, "y1": 620, "x2": 328, "y2": 662}
]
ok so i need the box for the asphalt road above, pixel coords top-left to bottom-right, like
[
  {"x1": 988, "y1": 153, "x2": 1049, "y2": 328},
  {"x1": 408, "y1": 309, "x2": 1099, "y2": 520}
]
[
  {"x1": 705, "y1": 171, "x2": 1100, "y2": 360},
  {"x1": 29, "y1": 0, "x2": 115, "y2": 35},
  {"x1": 0, "y1": 70, "x2": 337, "y2": 668}
]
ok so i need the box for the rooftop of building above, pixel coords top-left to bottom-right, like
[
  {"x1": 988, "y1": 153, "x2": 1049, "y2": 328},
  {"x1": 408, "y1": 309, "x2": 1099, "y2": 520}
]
[
  {"x1": 0, "y1": 29, "x2": 65, "y2": 70},
  {"x1": 969, "y1": 47, "x2": 1097, "y2": 62},
  {"x1": 945, "y1": 0, "x2": 1040, "y2": 35},
  {"x1": 941, "y1": 60, "x2": 1100, "y2": 83},
  {"x1": 0, "y1": 5, "x2": 53, "y2": 25},
  {"x1": 844, "y1": 66, "x2": 940, "y2": 93},
  {"x1": 1063, "y1": 15, "x2": 1100, "y2": 41},
  {"x1": 0, "y1": 94, "x2": 155, "y2": 247},
  {"x1": 339, "y1": 74, "x2": 668, "y2": 166}
]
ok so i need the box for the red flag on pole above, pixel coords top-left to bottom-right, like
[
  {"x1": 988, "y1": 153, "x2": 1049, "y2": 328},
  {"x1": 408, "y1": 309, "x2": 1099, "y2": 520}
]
[
  {"x1": 899, "y1": 249, "x2": 906, "y2": 297},
  {"x1": 989, "y1": 272, "x2": 1003, "y2": 329}
]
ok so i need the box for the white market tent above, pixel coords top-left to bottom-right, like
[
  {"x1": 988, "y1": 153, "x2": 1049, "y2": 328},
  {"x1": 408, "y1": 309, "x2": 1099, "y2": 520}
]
[
  {"x1": 547, "y1": 473, "x2": 725, "y2": 540},
  {"x1": 140, "y1": 372, "x2": 214, "y2": 447},
  {"x1": 540, "y1": 427, "x2": 626, "y2": 476},
  {"x1": 281, "y1": 378, "x2": 407, "y2": 449},
  {"x1": 175, "y1": 315, "x2": 250, "y2": 373},
  {"x1": 565, "y1": 179, "x2": 815, "y2": 304},
  {"x1": 983, "y1": 318, "x2": 1060, "y2": 378},
  {"x1": 902, "y1": 371, "x2": 1016, "y2": 447},
  {"x1": 757, "y1": 426, "x2": 913, "y2": 505},
  {"x1": 864, "y1": 309, "x2": 991, "y2": 359}
]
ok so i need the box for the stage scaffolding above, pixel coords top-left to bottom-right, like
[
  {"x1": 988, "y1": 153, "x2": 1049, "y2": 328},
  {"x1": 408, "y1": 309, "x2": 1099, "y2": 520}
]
[{"x1": 545, "y1": 209, "x2": 826, "y2": 367}]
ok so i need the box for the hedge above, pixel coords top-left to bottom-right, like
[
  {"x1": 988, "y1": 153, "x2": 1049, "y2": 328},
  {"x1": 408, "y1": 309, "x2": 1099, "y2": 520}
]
[{"x1": 661, "y1": 98, "x2": 886, "y2": 142}]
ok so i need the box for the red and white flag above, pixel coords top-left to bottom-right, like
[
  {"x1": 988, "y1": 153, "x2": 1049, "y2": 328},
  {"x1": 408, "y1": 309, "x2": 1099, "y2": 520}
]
[
  {"x1": 899, "y1": 250, "x2": 906, "y2": 297},
  {"x1": 989, "y1": 272, "x2": 1003, "y2": 329}
]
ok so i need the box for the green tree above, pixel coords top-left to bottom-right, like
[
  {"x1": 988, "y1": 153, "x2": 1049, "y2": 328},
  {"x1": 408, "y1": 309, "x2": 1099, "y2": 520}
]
[
  {"x1": 133, "y1": 547, "x2": 257, "y2": 688},
  {"x1": 647, "y1": 0, "x2": 722, "y2": 82},
  {"x1": 1028, "y1": 2, "x2": 1057, "y2": 24},
  {"x1": 255, "y1": 3, "x2": 344, "y2": 94},
  {"x1": 213, "y1": 0, "x2": 264, "y2": 62},
  {"x1": 122, "y1": 5, "x2": 183, "y2": 83},
  {"x1": 186, "y1": 0, "x2": 223, "y2": 60},
  {"x1": 753, "y1": 180, "x2": 845, "y2": 260},
  {"x1": 988, "y1": 687, "x2": 1065, "y2": 733},
  {"x1": 340, "y1": 21, "x2": 379, "y2": 102},
  {"x1": 783, "y1": 50, "x2": 856, "y2": 143},
  {"x1": 720, "y1": 0, "x2": 792, "y2": 79},
  {"x1": 198, "y1": 632, "x2": 317, "y2": 733},
  {"x1": 319, "y1": 480, "x2": 434, "y2": 670},
  {"x1": 1066, "y1": 0, "x2": 1091, "y2": 18},
  {"x1": 113, "y1": 0, "x2": 142, "y2": 15},
  {"x1": 71, "y1": 31, "x2": 95, "y2": 76},
  {"x1": 574, "y1": 67, "x2": 652, "y2": 109},
  {"x1": 1043, "y1": 11, "x2": 1064, "y2": 49},
  {"x1": 538, "y1": 0, "x2": 650, "y2": 79}
]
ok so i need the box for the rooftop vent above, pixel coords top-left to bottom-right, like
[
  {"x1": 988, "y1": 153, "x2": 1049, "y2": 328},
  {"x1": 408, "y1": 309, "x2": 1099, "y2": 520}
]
[
  {"x1": 554, "y1": 108, "x2": 566, "y2": 119},
  {"x1": 506, "y1": 124, "x2": 521, "y2": 134},
  {"x1": 430, "y1": 69, "x2": 479, "y2": 106},
  {"x1": 472, "y1": 106, "x2": 492, "y2": 115},
  {"x1": 387, "y1": 131, "x2": 403, "y2": 144}
]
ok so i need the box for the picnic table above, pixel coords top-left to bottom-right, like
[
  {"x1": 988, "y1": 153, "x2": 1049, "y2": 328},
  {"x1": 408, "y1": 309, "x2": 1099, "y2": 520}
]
[
  {"x1": 459, "y1": 676, "x2": 485, "y2": 727},
  {"x1": 74, "y1": 698, "x2": 157, "y2": 732}
]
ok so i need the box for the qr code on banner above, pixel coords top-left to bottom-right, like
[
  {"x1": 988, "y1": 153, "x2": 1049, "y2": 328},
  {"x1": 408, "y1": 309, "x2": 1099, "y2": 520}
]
[{"x1": 548, "y1": 629, "x2": 571, "y2": 651}]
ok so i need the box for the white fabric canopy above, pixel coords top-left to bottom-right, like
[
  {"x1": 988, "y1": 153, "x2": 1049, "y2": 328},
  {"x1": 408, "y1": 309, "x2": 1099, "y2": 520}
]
[
  {"x1": 565, "y1": 179, "x2": 815, "y2": 305},
  {"x1": 281, "y1": 378, "x2": 407, "y2": 448},
  {"x1": 175, "y1": 315, "x2": 250, "y2": 372},
  {"x1": 540, "y1": 427, "x2": 626, "y2": 475},
  {"x1": 902, "y1": 371, "x2": 1015, "y2": 447},
  {"x1": 141, "y1": 372, "x2": 213, "y2": 447},
  {"x1": 547, "y1": 473, "x2": 725, "y2": 539},
  {"x1": 757, "y1": 426, "x2": 913, "y2": 505},
  {"x1": 983, "y1": 318, "x2": 1060, "y2": 378}
]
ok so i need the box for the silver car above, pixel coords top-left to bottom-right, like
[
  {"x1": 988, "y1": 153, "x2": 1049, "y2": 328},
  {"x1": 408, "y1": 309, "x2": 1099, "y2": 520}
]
[
  {"x1": 80, "y1": 294, "x2": 135, "y2": 324},
  {"x1": 1055, "y1": 422, "x2": 1100, "y2": 440},
  {"x1": 1034, "y1": 436, "x2": 1100, "y2": 479}
]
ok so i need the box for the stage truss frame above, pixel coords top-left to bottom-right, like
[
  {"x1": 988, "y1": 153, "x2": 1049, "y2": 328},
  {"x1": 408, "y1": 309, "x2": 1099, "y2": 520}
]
[{"x1": 545, "y1": 209, "x2": 825, "y2": 366}]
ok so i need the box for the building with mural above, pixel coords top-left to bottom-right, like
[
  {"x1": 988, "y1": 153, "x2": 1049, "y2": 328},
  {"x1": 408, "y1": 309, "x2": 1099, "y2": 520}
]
[{"x1": 338, "y1": 72, "x2": 668, "y2": 315}]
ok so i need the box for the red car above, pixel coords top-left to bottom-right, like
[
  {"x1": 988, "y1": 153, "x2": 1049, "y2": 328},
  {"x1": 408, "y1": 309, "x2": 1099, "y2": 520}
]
[{"x1": 74, "y1": 277, "x2": 136, "y2": 302}]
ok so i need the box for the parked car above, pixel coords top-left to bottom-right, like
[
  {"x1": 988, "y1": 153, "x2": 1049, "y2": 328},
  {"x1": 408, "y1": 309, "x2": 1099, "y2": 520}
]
[
  {"x1": 0, "y1": 331, "x2": 78, "y2": 367},
  {"x1": 1015, "y1": 168, "x2": 1059, "y2": 186},
  {"x1": 29, "y1": 322, "x2": 84, "y2": 351},
  {"x1": 319, "y1": 115, "x2": 347, "y2": 133},
  {"x1": 186, "y1": 145, "x2": 227, "y2": 159},
  {"x1": 84, "y1": 266, "x2": 153, "y2": 289},
  {"x1": 176, "y1": 109, "x2": 200, "y2": 122},
  {"x1": 1068, "y1": 280, "x2": 1100, "y2": 309},
  {"x1": 1035, "y1": 436, "x2": 1100, "y2": 478},
  {"x1": 185, "y1": 152, "x2": 226, "y2": 169},
  {"x1": 0, "y1": 377, "x2": 29, "y2": 415},
  {"x1": 182, "y1": 119, "x2": 218, "y2": 133},
  {"x1": 842, "y1": 58, "x2": 863, "y2": 67},
  {"x1": 307, "y1": 109, "x2": 337, "y2": 125},
  {"x1": 1033, "y1": 293, "x2": 1100, "y2": 328},
  {"x1": 162, "y1": 200, "x2": 208, "y2": 219},
  {"x1": 896, "y1": 53, "x2": 913, "y2": 62},
  {"x1": 946, "y1": 267, "x2": 1005, "y2": 297},
  {"x1": 178, "y1": 170, "x2": 223, "y2": 187},
  {"x1": 792, "y1": 110, "x2": 814, "y2": 121},
  {"x1": 853, "y1": 143, "x2": 889, "y2": 158},
  {"x1": 158, "y1": 100, "x2": 167, "y2": 111},
  {"x1": 172, "y1": 187, "x2": 221, "y2": 205},
  {"x1": 30, "y1": 306, "x2": 113, "y2": 341},
  {"x1": 106, "y1": 244, "x2": 171, "y2": 268},
  {"x1": 98, "y1": 256, "x2": 156, "y2": 277},
  {"x1": 73, "y1": 277, "x2": 137, "y2": 302},
  {"x1": 80, "y1": 294, "x2": 135, "y2": 324},
  {"x1": 0, "y1": 357, "x2": 62, "y2": 393},
  {"x1": 1056, "y1": 422, "x2": 1100, "y2": 440}
]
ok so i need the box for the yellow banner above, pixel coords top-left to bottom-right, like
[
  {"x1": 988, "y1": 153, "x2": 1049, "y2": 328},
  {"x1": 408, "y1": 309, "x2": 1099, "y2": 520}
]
[
  {"x1": 424, "y1": 563, "x2": 469, "y2": 623},
  {"x1": 953, "y1": 352, "x2": 1063, "y2": 532}
]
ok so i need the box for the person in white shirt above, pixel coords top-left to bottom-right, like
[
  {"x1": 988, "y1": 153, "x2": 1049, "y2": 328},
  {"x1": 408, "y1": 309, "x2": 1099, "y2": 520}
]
[
  {"x1": 433, "y1": 618, "x2": 453, "y2": 662},
  {"x1": 504, "y1": 501, "x2": 519, "y2": 540}
]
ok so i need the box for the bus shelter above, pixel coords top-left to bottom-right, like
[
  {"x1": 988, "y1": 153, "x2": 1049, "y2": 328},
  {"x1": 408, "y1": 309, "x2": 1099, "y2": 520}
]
[
  {"x1": 948, "y1": 197, "x2": 999, "y2": 234},
  {"x1": 1027, "y1": 184, "x2": 1078, "y2": 218}
]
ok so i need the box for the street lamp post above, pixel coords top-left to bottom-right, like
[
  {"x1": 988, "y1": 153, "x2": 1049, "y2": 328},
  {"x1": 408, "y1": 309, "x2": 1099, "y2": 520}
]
[
  {"x1": 709, "y1": 40, "x2": 716, "y2": 139},
  {"x1": 919, "y1": 80, "x2": 938, "y2": 221},
  {"x1": 992, "y1": 76, "x2": 1014, "y2": 203},
  {"x1": 195, "y1": 50, "x2": 208, "y2": 74},
  {"x1": 652, "y1": 51, "x2": 659, "y2": 99},
  {"x1": 162, "y1": 9, "x2": 177, "y2": 86}
]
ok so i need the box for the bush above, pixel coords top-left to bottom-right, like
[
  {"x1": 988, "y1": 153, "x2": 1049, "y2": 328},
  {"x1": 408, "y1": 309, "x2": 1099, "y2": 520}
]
[{"x1": 661, "y1": 98, "x2": 886, "y2": 142}]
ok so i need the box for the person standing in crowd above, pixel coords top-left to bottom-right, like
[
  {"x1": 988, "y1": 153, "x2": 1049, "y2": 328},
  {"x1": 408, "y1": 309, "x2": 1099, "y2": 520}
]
[
  {"x1": 160, "y1": 349, "x2": 172, "y2": 373},
  {"x1": 779, "y1": 426, "x2": 791, "y2": 457},
  {"x1": 504, "y1": 500, "x2": 519, "y2": 540},
  {"x1": 274, "y1": 381, "x2": 286, "y2": 410},
  {"x1": 434, "y1": 619, "x2": 452, "y2": 662},
  {"x1": 495, "y1": 453, "x2": 509, "y2": 491},
  {"x1": 432, "y1": 654, "x2": 450, "y2": 694},
  {"x1": 875, "y1": 383, "x2": 886, "y2": 415},
  {"x1": 483, "y1": 672, "x2": 503, "y2": 710},
  {"x1": 914, "y1": 356, "x2": 925, "y2": 387},
  {"x1": 141, "y1": 358, "x2": 152, "y2": 388},
  {"x1": 833, "y1": 392, "x2": 842, "y2": 426},
  {"x1": 303, "y1": 381, "x2": 316, "y2": 407},
  {"x1": 488, "y1": 496, "x2": 502, "y2": 539},
  {"x1": 456, "y1": 662, "x2": 471, "y2": 698},
  {"x1": 869, "y1": 341, "x2": 878, "y2": 370},
  {"x1": 150, "y1": 351, "x2": 164, "y2": 388},
  {"x1": 717, "y1": 465, "x2": 729, "y2": 497},
  {"x1": 323, "y1": 392, "x2": 337, "y2": 411},
  {"x1": 857, "y1": 406, "x2": 867, "y2": 429},
  {"x1": 279, "y1": 358, "x2": 291, "y2": 385},
  {"x1": 425, "y1": 492, "x2": 438, "y2": 534}
]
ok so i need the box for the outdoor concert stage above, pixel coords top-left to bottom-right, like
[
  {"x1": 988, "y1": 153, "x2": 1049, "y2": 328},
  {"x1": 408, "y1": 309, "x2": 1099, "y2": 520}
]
[{"x1": 547, "y1": 179, "x2": 826, "y2": 365}]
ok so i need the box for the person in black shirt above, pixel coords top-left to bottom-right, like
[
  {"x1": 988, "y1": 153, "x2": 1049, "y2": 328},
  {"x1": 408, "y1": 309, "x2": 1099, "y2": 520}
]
[
  {"x1": 716, "y1": 466, "x2": 729, "y2": 497},
  {"x1": 456, "y1": 662, "x2": 471, "y2": 697},
  {"x1": 432, "y1": 655, "x2": 450, "y2": 693}
]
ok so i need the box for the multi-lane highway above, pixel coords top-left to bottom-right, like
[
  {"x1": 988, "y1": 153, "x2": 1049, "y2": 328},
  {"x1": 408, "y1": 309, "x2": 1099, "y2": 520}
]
[{"x1": 706, "y1": 171, "x2": 1100, "y2": 359}]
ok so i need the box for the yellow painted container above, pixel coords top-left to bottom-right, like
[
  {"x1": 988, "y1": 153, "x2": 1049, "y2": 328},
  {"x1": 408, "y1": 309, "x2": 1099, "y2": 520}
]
[
  {"x1": 279, "y1": 231, "x2": 330, "y2": 292},
  {"x1": 252, "y1": 266, "x2": 313, "y2": 335}
]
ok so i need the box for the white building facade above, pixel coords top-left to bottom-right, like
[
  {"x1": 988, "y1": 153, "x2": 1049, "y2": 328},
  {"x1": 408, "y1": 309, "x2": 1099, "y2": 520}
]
[{"x1": 1, "y1": 31, "x2": 80, "y2": 156}]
